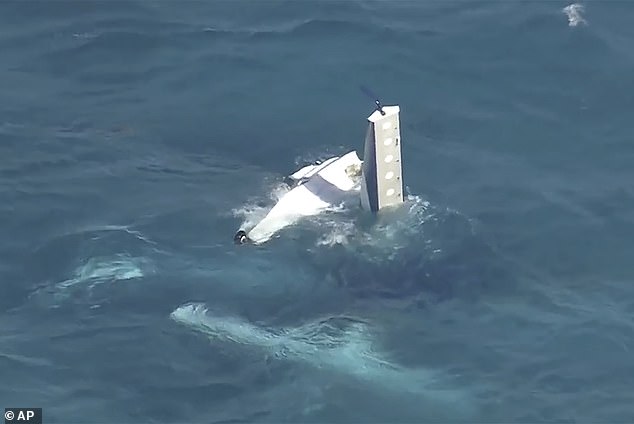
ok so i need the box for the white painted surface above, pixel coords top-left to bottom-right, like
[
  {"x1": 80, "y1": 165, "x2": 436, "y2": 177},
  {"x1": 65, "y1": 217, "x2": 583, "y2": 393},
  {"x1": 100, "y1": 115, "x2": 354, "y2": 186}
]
[
  {"x1": 247, "y1": 150, "x2": 362, "y2": 244},
  {"x1": 288, "y1": 157, "x2": 339, "y2": 182}
]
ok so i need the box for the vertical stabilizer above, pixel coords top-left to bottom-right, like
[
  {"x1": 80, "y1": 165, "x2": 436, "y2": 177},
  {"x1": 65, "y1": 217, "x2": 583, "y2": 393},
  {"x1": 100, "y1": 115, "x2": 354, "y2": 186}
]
[{"x1": 360, "y1": 105, "x2": 403, "y2": 212}]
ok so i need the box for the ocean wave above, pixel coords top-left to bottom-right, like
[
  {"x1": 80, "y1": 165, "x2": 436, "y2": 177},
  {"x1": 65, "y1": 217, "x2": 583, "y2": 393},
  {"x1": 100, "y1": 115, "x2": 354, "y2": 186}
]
[
  {"x1": 55, "y1": 253, "x2": 148, "y2": 290},
  {"x1": 25, "y1": 223, "x2": 160, "y2": 307},
  {"x1": 203, "y1": 17, "x2": 434, "y2": 43},
  {"x1": 170, "y1": 302, "x2": 473, "y2": 411},
  {"x1": 28, "y1": 253, "x2": 153, "y2": 310},
  {"x1": 563, "y1": 4, "x2": 586, "y2": 27}
]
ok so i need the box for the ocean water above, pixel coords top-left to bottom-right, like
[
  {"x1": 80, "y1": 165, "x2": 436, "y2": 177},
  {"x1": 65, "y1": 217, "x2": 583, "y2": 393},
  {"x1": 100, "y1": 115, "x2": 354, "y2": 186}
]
[{"x1": 2, "y1": 1, "x2": 634, "y2": 422}]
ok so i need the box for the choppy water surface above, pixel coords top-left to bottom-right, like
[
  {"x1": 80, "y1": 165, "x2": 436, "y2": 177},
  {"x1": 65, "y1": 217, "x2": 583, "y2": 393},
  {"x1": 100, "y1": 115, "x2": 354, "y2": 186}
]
[{"x1": 1, "y1": 1, "x2": 634, "y2": 422}]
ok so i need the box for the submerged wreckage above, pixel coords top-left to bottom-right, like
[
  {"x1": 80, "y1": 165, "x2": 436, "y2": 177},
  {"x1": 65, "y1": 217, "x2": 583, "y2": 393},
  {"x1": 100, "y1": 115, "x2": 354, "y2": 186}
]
[{"x1": 234, "y1": 92, "x2": 405, "y2": 244}]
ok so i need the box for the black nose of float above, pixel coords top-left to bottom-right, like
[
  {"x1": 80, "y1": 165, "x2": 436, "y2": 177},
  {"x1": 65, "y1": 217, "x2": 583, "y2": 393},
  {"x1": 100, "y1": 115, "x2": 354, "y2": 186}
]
[{"x1": 234, "y1": 230, "x2": 248, "y2": 245}]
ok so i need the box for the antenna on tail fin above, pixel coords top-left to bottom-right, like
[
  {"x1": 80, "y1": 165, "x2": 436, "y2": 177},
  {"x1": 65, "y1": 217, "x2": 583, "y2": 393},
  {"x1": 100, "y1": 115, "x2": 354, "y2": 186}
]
[{"x1": 360, "y1": 85, "x2": 386, "y2": 116}]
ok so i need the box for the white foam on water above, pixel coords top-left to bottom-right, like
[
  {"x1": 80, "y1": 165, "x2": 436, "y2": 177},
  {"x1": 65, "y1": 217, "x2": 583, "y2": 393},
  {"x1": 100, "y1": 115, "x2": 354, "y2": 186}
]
[
  {"x1": 170, "y1": 303, "x2": 472, "y2": 410},
  {"x1": 170, "y1": 303, "x2": 399, "y2": 379},
  {"x1": 313, "y1": 194, "x2": 434, "y2": 255},
  {"x1": 56, "y1": 254, "x2": 147, "y2": 290},
  {"x1": 29, "y1": 254, "x2": 152, "y2": 308},
  {"x1": 563, "y1": 3, "x2": 586, "y2": 27},
  {"x1": 316, "y1": 219, "x2": 356, "y2": 247}
]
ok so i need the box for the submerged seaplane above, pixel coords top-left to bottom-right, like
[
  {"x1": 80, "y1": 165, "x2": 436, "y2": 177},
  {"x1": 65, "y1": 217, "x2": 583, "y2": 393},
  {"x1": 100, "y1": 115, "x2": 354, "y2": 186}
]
[{"x1": 234, "y1": 89, "x2": 405, "y2": 245}]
